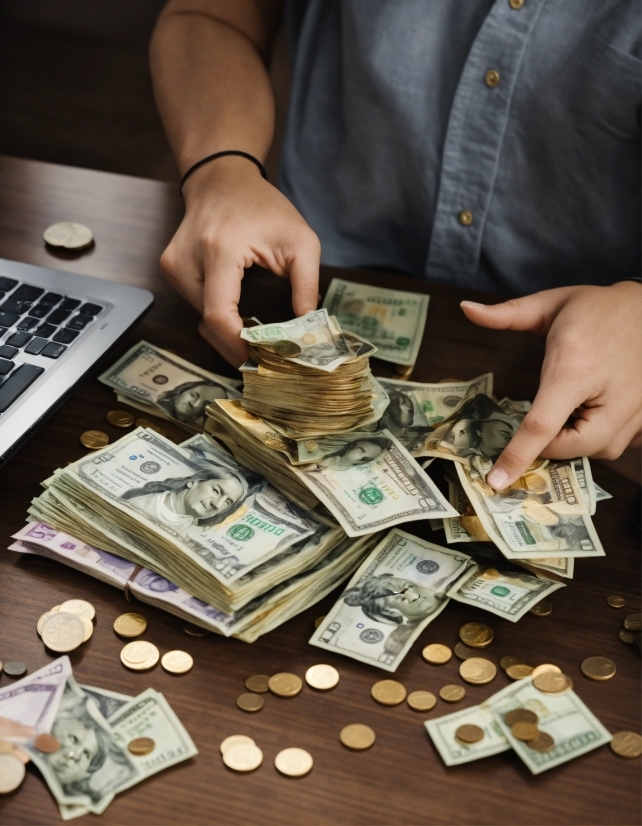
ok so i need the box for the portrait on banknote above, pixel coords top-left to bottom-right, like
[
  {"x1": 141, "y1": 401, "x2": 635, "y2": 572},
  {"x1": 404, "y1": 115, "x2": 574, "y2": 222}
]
[
  {"x1": 156, "y1": 379, "x2": 238, "y2": 426},
  {"x1": 342, "y1": 572, "x2": 446, "y2": 626},
  {"x1": 316, "y1": 435, "x2": 392, "y2": 470}
]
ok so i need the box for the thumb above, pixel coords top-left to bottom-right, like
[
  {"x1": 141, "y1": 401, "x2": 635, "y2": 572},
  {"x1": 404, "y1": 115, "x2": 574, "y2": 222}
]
[{"x1": 460, "y1": 289, "x2": 571, "y2": 335}]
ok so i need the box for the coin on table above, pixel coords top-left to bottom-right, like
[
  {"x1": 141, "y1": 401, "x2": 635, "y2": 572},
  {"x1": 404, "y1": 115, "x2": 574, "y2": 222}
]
[
  {"x1": 245, "y1": 674, "x2": 270, "y2": 693},
  {"x1": 223, "y1": 742, "x2": 263, "y2": 772},
  {"x1": 59, "y1": 599, "x2": 96, "y2": 622},
  {"x1": 459, "y1": 658, "x2": 497, "y2": 685},
  {"x1": 305, "y1": 664, "x2": 339, "y2": 691},
  {"x1": 314, "y1": 616, "x2": 325, "y2": 629},
  {"x1": 504, "y1": 708, "x2": 538, "y2": 727},
  {"x1": 581, "y1": 656, "x2": 616, "y2": 681},
  {"x1": 41, "y1": 613, "x2": 85, "y2": 653},
  {"x1": 500, "y1": 656, "x2": 526, "y2": 672},
  {"x1": 533, "y1": 671, "x2": 573, "y2": 694},
  {"x1": 273, "y1": 340, "x2": 302, "y2": 358},
  {"x1": 43, "y1": 221, "x2": 94, "y2": 250},
  {"x1": 527, "y1": 731, "x2": 556, "y2": 752},
  {"x1": 454, "y1": 643, "x2": 479, "y2": 661},
  {"x1": 0, "y1": 753, "x2": 26, "y2": 794},
  {"x1": 161, "y1": 650, "x2": 193, "y2": 674},
  {"x1": 80, "y1": 430, "x2": 109, "y2": 450},
  {"x1": 135, "y1": 418, "x2": 166, "y2": 436},
  {"x1": 422, "y1": 644, "x2": 452, "y2": 665},
  {"x1": 407, "y1": 691, "x2": 437, "y2": 712},
  {"x1": 619, "y1": 628, "x2": 636, "y2": 645},
  {"x1": 529, "y1": 599, "x2": 552, "y2": 617},
  {"x1": 183, "y1": 622, "x2": 208, "y2": 637},
  {"x1": 33, "y1": 733, "x2": 60, "y2": 754},
  {"x1": 371, "y1": 679, "x2": 406, "y2": 706},
  {"x1": 106, "y1": 409, "x2": 135, "y2": 428},
  {"x1": 610, "y1": 731, "x2": 642, "y2": 759},
  {"x1": 439, "y1": 685, "x2": 466, "y2": 703},
  {"x1": 114, "y1": 613, "x2": 147, "y2": 638},
  {"x1": 128, "y1": 737, "x2": 156, "y2": 756},
  {"x1": 237, "y1": 693, "x2": 264, "y2": 713},
  {"x1": 394, "y1": 365, "x2": 415, "y2": 380},
  {"x1": 511, "y1": 722, "x2": 539, "y2": 742},
  {"x1": 459, "y1": 622, "x2": 494, "y2": 648},
  {"x1": 268, "y1": 672, "x2": 303, "y2": 698},
  {"x1": 37, "y1": 612, "x2": 53, "y2": 636},
  {"x1": 607, "y1": 595, "x2": 626, "y2": 609},
  {"x1": 506, "y1": 664, "x2": 534, "y2": 681},
  {"x1": 120, "y1": 641, "x2": 160, "y2": 671},
  {"x1": 531, "y1": 663, "x2": 562, "y2": 679},
  {"x1": 220, "y1": 735, "x2": 256, "y2": 755},
  {"x1": 274, "y1": 747, "x2": 313, "y2": 777},
  {"x1": 2, "y1": 661, "x2": 27, "y2": 678},
  {"x1": 624, "y1": 613, "x2": 641, "y2": 632},
  {"x1": 340, "y1": 724, "x2": 376, "y2": 750},
  {"x1": 455, "y1": 724, "x2": 484, "y2": 744}
]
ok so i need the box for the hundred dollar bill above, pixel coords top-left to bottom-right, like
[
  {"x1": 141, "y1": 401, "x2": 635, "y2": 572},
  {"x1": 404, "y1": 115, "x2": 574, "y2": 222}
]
[
  {"x1": 0, "y1": 657, "x2": 71, "y2": 742},
  {"x1": 291, "y1": 430, "x2": 458, "y2": 537},
  {"x1": 322, "y1": 278, "x2": 429, "y2": 366},
  {"x1": 99, "y1": 341, "x2": 241, "y2": 429},
  {"x1": 310, "y1": 529, "x2": 473, "y2": 671},
  {"x1": 425, "y1": 703, "x2": 510, "y2": 766}
]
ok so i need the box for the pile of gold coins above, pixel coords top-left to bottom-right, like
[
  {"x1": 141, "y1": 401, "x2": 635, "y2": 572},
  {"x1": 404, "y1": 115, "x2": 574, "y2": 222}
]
[
  {"x1": 37, "y1": 599, "x2": 95, "y2": 653},
  {"x1": 114, "y1": 612, "x2": 193, "y2": 674},
  {"x1": 503, "y1": 708, "x2": 555, "y2": 753}
]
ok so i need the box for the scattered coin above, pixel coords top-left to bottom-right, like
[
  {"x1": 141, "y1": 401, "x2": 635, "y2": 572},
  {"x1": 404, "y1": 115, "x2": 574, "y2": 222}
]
[
  {"x1": 33, "y1": 733, "x2": 60, "y2": 754},
  {"x1": 313, "y1": 616, "x2": 325, "y2": 629},
  {"x1": 531, "y1": 663, "x2": 562, "y2": 679},
  {"x1": 223, "y1": 742, "x2": 264, "y2": 772},
  {"x1": 80, "y1": 430, "x2": 109, "y2": 450},
  {"x1": 371, "y1": 680, "x2": 407, "y2": 706},
  {"x1": 59, "y1": 598, "x2": 96, "y2": 621},
  {"x1": 527, "y1": 731, "x2": 556, "y2": 752},
  {"x1": 511, "y1": 721, "x2": 539, "y2": 741},
  {"x1": 581, "y1": 656, "x2": 616, "y2": 681},
  {"x1": 610, "y1": 731, "x2": 642, "y2": 759},
  {"x1": 459, "y1": 658, "x2": 497, "y2": 685},
  {"x1": 500, "y1": 656, "x2": 526, "y2": 671},
  {"x1": 106, "y1": 409, "x2": 135, "y2": 428},
  {"x1": 422, "y1": 643, "x2": 452, "y2": 665},
  {"x1": 506, "y1": 664, "x2": 534, "y2": 681},
  {"x1": 245, "y1": 674, "x2": 270, "y2": 693},
  {"x1": 183, "y1": 622, "x2": 208, "y2": 637},
  {"x1": 619, "y1": 628, "x2": 636, "y2": 645},
  {"x1": 128, "y1": 737, "x2": 156, "y2": 756},
  {"x1": 273, "y1": 340, "x2": 302, "y2": 358},
  {"x1": 459, "y1": 622, "x2": 494, "y2": 648},
  {"x1": 394, "y1": 365, "x2": 414, "y2": 380},
  {"x1": 607, "y1": 595, "x2": 626, "y2": 608},
  {"x1": 407, "y1": 691, "x2": 437, "y2": 712},
  {"x1": 220, "y1": 735, "x2": 256, "y2": 755},
  {"x1": 439, "y1": 685, "x2": 466, "y2": 703},
  {"x1": 0, "y1": 753, "x2": 26, "y2": 794},
  {"x1": 305, "y1": 664, "x2": 339, "y2": 691},
  {"x1": 114, "y1": 613, "x2": 147, "y2": 638},
  {"x1": 504, "y1": 709, "x2": 538, "y2": 727},
  {"x1": 268, "y1": 672, "x2": 303, "y2": 698},
  {"x1": 529, "y1": 599, "x2": 552, "y2": 617},
  {"x1": 41, "y1": 613, "x2": 85, "y2": 653},
  {"x1": 274, "y1": 747, "x2": 313, "y2": 777},
  {"x1": 79, "y1": 616, "x2": 94, "y2": 643},
  {"x1": 624, "y1": 613, "x2": 641, "y2": 632},
  {"x1": 120, "y1": 641, "x2": 160, "y2": 671},
  {"x1": 43, "y1": 221, "x2": 94, "y2": 251},
  {"x1": 135, "y1": 418, "x2": 166, "y2": 436},
  {"x1": 37, "y1": 612, "x2": 53, "y2": 636},
  {"x1": 2, "y1": 661, "x2": 27, "y2": 678},
  {"x1": 340, "y1": 724, "x2": 376, "y2": 750},
  {"x1": 455, "y1": 724, "x2": 484, "y2": 744},
  {"x1": 237, "y1": 693, "x2": 264, "y2": 713},
  {"x1": 533, "y1": 671, "x2": 573, "y2": 694},
  {"x1": 454, "y1": 642, "x2": 479, "y2": 660},
  {"x1": 161, "y1": 650, "x2": 193, "y2": 674}
]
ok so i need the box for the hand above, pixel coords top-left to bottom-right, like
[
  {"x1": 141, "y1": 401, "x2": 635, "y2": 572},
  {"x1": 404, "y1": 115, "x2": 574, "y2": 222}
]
[
  {"x1": 461, "y1": 281, "x2": 642, "y2": 489},
  {"x1": 160, "y1": 156, "x2": 321, "y2": 366}
]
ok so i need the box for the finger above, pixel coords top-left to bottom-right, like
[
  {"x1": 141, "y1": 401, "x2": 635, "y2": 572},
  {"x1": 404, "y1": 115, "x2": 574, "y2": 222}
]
[
  {"x1": 160, "y1": 242, "x2": 205, "y2": 315},
  {"x1": 201, "y1": 250, "x2": 249, "y2": 367},
  {"x1": 460, "y1": 288, "x2": 573, "y2": 336},
  {"x1": 289, "y1": 236, "x2": 321, "y2": 316},
  {"x1": 541, "y1": 406, "x2": 642, "y2": 462}
]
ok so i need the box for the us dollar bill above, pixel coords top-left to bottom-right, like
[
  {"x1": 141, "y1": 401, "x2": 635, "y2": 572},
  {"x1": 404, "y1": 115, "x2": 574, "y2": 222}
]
[
  {"x1": 425, "y1": 703, "x2": 510, "y2": 766},
  {"x1": 322, "y1": 278, "x2": 429, "y2": 366},
  {"x1": 0, "y1": 657, "x2": 71, "y2": 742},
  {"x1": 310, "y1": 529, "x2": 473, "y2": 671}
]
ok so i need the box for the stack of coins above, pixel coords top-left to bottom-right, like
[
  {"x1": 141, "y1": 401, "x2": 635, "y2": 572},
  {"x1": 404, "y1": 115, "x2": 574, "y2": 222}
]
[
  {"x1": 504, "y1": 709, "x2": 555, "y2": 752},
  {"x1": 38, "y1": 599, "x2": 95, "y2": 653}
]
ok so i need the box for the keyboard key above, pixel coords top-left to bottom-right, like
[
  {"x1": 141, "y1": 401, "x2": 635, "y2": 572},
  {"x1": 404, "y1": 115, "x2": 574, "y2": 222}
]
[
  {"x1": 6, "y1": 332, "x2": 32, "y2": 348},
  {"x1": 0, "y1": 298, "x2": 33, "y2": 314},
  {"x1": 41, "y1": 342, "x2": 67, "y2": 359},
  {"x1": 12, "y1": 285, "x2": 44, "y2": 301},
  {"x1": 52, "y1": 328, "x2": 79, "y2": 345},
  {"x1": 0, "y1": 359, "x2": 13, "y2": 376},
  {"x1": 0, "y1": 345, "x2": 19, "y2": 359},
  {"x1": 41, "y1": 292, "x2": 62, "y2": 305},
  {"x1": 0, "y1": 312, "x2": 20, "y2": 327},
  {"x1": 79, "y1": 302, "x2": 103, "y2": 316},
  {"x1": 34, "y1": 323, "x2": 56, "y2": 338},
  {"x1": 46, "y1": 308, "x2": 71, "y2": 325},
  {"x1": 66, "y1": 313, "x2": 93, "y2": 331},
  {"x1": 0, "y1": 363, "x2": 44, "y2": 412},
  {"x1": 28, "y1": 303, "x2": 51, "y2": 319},
  {"x1": 0, "y1": 327, "x2": 7, "y2": 337},
  {"x1": 24, "y1": 337, "x2": 48, "y2": 355},
  {"x1": 60, "y1": 298, "x2": 81, "y2": 311},
  {"x1": 17, "y1": 317, "x2": 39, "y2": 332},
  {"x1": 0, "y1": 277, "x2": 18, "y2": 292}
]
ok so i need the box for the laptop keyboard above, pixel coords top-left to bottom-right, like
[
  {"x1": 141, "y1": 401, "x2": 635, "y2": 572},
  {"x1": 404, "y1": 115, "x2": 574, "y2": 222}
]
[{"x1": 0, "y1": 276, "x2": 103, "y2": 414}]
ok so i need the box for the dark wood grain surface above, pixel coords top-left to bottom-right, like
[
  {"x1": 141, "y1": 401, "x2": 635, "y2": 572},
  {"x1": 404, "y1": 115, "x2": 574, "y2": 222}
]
[{"x1": 0, "y1": 156, "x2": 639, "y2": 826}]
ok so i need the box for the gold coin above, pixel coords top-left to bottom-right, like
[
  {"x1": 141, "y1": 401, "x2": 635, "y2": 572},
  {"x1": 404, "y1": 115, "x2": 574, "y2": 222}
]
[
  {"x1": 455, "y1": 724, "x2": 484, "y2": 744},
  {"x1": 301, "y1": 333, "x2": 317, "y2": 345},
  {"x1": 459, "y1": 622, "x2": 494, "y2": 648},
  {"x1": 459, "y1": 658, "x2": 497, "y2": 685},
  {"x1": 120, "y1": 641, "x2": 160, "y2": 671},
  {"x1": 0, "y1": 753, "x2": 26, "y2": 794},
  {"x1": 527, "y1": 731, "x2": 556, "y2": 752},
  {"x1": 500, "y1": 656, "x2": 526, "y2": 671},
  {"x1": 128, "y1": 737, "x2": 155, "y2": 756},
  {"x1": 624, "y1": 613, "x2": 641, "y2": 632},
  {"x1": 273, "y1": 340, "x2": 302, "y2": 358},
  {"x1": 59, "y1": 599, "x2": 96, "y2": 621},
  {"x1": 274, "y1": 747, "x2": 313, "y2": 777},
  {"x1": 161, "y1": 650, "x2": 193, "y2": 674},
  {"x1": 529, "y1": 599, "x2": 552, "y2": 616},
  {"x1": 33, "y1": 733, "x2": 60, "y2": 754},
  {"x1": 531, "y1": 663, "x2": 562, "y2": 679},
  {"x1": 504, "y1": 708, "x2": 538, "y2": 727},
  {"x1": 439, "y1": 685, "x2": 466, "y2": 703},
  {"x1": 223, "y1": 742, "x2": 263, "y2": 772},
  {"x1": 114, "y1": 613, "x2": 147, "y2": 638},
  {"x1": 610, "y1": 731, "x2": 642, "y2": 759},
  {"x1": 314, "y1": 616, "x2": 325, "y2": 629},
  {"x1": 236, "y1": 693, "x2": 264, "y2": 713},
  {"x1": 511, "y1": 721, "x2": 539, "y2": 741},
  {"x1": 339, "y1": 724, "x2": 376, "y2": 750},
  {"x1": 80, "y1": 430, "x2": 109, "y2": 450},
  {"x1": 135, "y1": 418, "x2": 166, "y2": 436},
  {"x1": 506, "y1": 664, "x2": 534, "y2": 680},
  {"x1": 533, "y1": 671, "x2": 573, "y2": 694},
  {"x1": 80, "y1": 615, "x2": 94, "y2": 643},
  {"x1": 107, "y1": 409, "x2": 135, "y2": 428},
  {"x1": 619, "y1": 628, "x2": 636, "y2": 645},
  {"x1": 580, "y1": 656, "x2": 616, "y2": 681},
  {"x1": 407, "y1": 691, "x2": 437, "y2": 712},
  {"x1": 43, "y1": 221, "x2": 94, "y2": 250},
  {"x1": 454, "y1": 642, "x2": 479, "y2": 660},
  {"x1": 371, "y1": 679, "x2": 407, "y2": 706},
  {"x1": 37, "y1": 611, "x2": 53, "y2": 636},
  {"x1": 245, "y1": 674, "x2": 270, "y2": 693},
  {"x1": 41, "y1": 612, "x2": 85, "y2": 653},
  {"x1": 183, "y1": 622, "x2": 208, "y2": 637},
  {"x1": 305, "y1": 664, "x2": 339, "y2": 691},
  {"x1": 268, "y1": 672, "x2": 303, "y2": 697},
  {"x1": 220, "y1": 735, "x2": 255, "y2": 755},
  {"x1": 422, "y1": 644, "x2": 452, "y2": 665},
  {"x1": 394, "y1": 364, "x2": 415, "y2": 379}
]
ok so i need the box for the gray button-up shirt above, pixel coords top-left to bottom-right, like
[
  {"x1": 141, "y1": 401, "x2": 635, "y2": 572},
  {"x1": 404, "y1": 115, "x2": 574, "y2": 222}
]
[{"x1": 279, "y1": 0, "x2": 641, "y2": 294}]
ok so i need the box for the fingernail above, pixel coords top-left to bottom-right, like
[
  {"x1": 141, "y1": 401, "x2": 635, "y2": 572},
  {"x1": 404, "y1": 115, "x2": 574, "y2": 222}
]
[
  {"x1": 460, "y1": 301, "x2": 486, "y2": 309},
  {"x1": 487, "y1": 468, "x2": 509, "y2": 489}
]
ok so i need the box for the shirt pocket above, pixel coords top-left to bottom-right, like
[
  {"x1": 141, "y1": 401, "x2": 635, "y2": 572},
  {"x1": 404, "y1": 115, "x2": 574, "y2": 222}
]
[{"x1": 584, "y1": 35, "x2": 641, "y2": 140}]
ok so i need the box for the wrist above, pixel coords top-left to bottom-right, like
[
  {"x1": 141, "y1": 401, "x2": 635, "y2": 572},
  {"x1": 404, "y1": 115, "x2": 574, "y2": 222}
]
[{"x1": 182, "y1": 154, "x2": 267, "y2": 204}]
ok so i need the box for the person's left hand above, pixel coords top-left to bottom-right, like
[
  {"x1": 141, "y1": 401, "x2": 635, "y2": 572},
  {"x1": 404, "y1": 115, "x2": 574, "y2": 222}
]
[{"x1": 460, "y1": 281, "x2": 642, "y2": 490}]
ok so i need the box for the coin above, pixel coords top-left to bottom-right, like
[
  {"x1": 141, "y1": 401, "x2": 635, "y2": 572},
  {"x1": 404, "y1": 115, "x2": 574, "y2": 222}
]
[
  {"x1": 531, "y1": 663, "x2": 562, "y2": 679},
  {"x1": 237, "y1": 693, "x2": 264, "y2": 713},
  {"x1": 245, "y1": 674, "x2": 270, "y2": 693},
  {"x1": 273, "y1": 340, "x2": 302, "y2": 358},
  {"x1": 305, "y1": 664, "x2": 339, "y2": 691},
  {"x1": 107, "y1": 409, "x2": 135, "y2": 428},
  {"x1": 128, "y1": 737, "x2": 156, "y2": 756},
  {"x1": 533, "y1": 671, "x2": 573, "y2": 694},
  {"x1": 60, "y1": 599, "x2": 96, "y2": 621},
  {"x1": 314, "y1": 616, "x2": 325, "y2": 629},
  {"x1": 41, "y1": 613, "x2": 85, "y2": 653},
  {"x1": 274, "y1": 747, "x2": 313, "y2": 777},
  {"x1": 0, "y1": 741, "x2": 13, "y2": 753},
  {"x1": 624, "y1": 613, "x2": 641, "y2": 632},
  {"x1": 500, "y1": 656, "x2": 526, "y2": 671},
  {"x1": 511, "y1": 721, "x2": 539, "y2": 741},
  {"x1": 80, "y1": 429, "x2": 109, "y2": 450},
  {"x1": 580, "y1": 656, "x2": 616, "y2": 681},
  {"x1": 459, "y1": 622, "x2": 494, "y2": 648},
  {"x1": 459, "y1": 658, "x2": 497, "y2": 685},
  {"x1": 161, "y1": 650, "x2": 193, "y2": 674},
  {"x1": 407, "y1": 691, "x2": 437, "y2": 712},
  {"x1": 607, "y1": 595, "x2": 626, "y2": 608},
  {"x1": 43, "y1": 221, "x2": 94, "y2": 250},
  {"x1": 340, "y1": 724, "x2": 376, "y2": 750},
  {"x1": 113, "y1": 613, "x2": 147, "y2": 638},
  {"x1": 529, "y1": 599, "x2": 552, "y2": 617},
  {"x1": 371, "y1": 679, "x2": 407, "y2": 706},
  {"x1": 0, "y1": 754, "x2": 26, "y2": 793},
  {"x1": 183, "y1": 622, "x2": 208, "y2": 637},
  {"x1": 455, "y1": 724, "x2": 484, "y2": 744},
  {"x1": 504, "y1": 709, "x2": 538, "y2": 727},
  {"x1": 527, "y1": 731, "x2": 556, "y2": 752},
  {"x1": 120, "y1": 641, "x2": 160, "y2": 671},
  {"x1": 220, "y1": 735, "x2": 256, "y2": 755},
  {"x1": 506, "y1": 664, "x2": 534, "y2": 680},
  {"x1": 422, "y1": 644, "x2": 452, "y2": 665},
  {"x1": 454, "y1": 642, "x2": 479, "y2": 660},
  {"x1": 268, "y1": 672, "x2": 303, "y2": 697},
  {"x1": 439, "y1": 685, "x2": 466, "y2": 703},
  {"x1": 33, "y1": 733, "x2": 60, "y2": 753},
  {"x1": 610, "y1": 731, "x2": 642, "y2": 759},
  {"x1": 37, "y1": 611, "x2": 53, "y2": 636},
  {"x1": 223, "y1": 742, "x2": 263, "y2": 772},
  {"x1": 2, "y1": 661, "x2": 27, "y2": 678},
  {"x1": 619, "y1": 628, "x2": 636, "y2": 645}
]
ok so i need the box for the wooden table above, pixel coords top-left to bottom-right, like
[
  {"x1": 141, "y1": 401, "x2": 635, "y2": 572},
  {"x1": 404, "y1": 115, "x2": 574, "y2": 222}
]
[{"x1": 0, "y1": 156, "x2": 639, "y2": 826}]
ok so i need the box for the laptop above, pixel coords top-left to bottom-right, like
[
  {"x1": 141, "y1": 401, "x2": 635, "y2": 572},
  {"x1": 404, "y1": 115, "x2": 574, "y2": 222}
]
[{"x1": 0, "y1": 257, "x2": 153, "y2": 465}]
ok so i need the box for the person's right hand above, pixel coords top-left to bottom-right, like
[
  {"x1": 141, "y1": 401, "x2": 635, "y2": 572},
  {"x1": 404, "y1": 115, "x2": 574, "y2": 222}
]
[{"x1": 160, "y1": 156, "x2": 321, "y2": 366}]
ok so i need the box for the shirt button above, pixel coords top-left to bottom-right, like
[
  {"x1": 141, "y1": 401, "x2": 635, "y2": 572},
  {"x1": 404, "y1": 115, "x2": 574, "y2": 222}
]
[
  {"x1": 485, "y1": 69, "x2": 500, "y2": 87},
  {"x1": 509, "y1": 0, "x2": 525, "y2": 8},
  {"x1": 459, "y1": 210, "x2": 474, "y2": 226}
]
